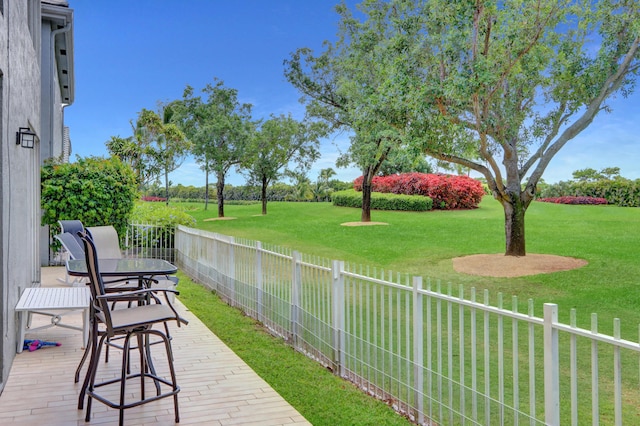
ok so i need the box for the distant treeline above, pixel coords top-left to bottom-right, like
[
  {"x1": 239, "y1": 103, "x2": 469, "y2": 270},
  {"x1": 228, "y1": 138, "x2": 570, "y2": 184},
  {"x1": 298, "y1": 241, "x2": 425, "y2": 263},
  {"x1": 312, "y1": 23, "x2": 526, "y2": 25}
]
[{"x1": 143, "y1": 180, "x2": 353, "y2": 203}]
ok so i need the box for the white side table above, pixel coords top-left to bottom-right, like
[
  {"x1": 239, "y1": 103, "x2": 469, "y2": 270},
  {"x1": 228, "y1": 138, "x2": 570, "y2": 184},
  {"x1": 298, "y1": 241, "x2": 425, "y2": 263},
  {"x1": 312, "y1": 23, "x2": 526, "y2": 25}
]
[{"x1": 15, "y1": 287, "x2": 91, "y2": 353}]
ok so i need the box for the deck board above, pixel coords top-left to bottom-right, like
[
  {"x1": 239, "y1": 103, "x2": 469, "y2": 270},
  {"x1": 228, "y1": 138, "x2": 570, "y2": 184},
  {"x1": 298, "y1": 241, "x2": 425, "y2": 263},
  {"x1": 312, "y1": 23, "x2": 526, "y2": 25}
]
[{"x1": 0, "y1": 267, "x2": 310, "y2": 425}]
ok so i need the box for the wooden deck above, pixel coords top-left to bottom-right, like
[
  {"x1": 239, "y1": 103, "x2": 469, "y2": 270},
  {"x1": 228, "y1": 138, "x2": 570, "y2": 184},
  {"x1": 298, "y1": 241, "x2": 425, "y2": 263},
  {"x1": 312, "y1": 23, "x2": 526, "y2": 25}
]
[{"x1": 0, "y1": 267, "x2": 310, "y2": 426}]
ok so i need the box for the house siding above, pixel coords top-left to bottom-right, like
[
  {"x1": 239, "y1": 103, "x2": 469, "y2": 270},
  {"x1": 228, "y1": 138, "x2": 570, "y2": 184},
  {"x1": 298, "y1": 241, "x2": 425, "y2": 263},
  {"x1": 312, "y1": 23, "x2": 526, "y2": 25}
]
[{"x1": 0, "y1": 0, "x2": 65, "y2": 392}]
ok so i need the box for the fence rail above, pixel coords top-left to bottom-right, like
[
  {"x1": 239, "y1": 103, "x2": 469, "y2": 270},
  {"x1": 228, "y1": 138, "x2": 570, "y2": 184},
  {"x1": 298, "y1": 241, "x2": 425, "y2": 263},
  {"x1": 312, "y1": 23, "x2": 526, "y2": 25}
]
[{"x1": 175, "y1": 225, "x2": 640, "y2": 425}]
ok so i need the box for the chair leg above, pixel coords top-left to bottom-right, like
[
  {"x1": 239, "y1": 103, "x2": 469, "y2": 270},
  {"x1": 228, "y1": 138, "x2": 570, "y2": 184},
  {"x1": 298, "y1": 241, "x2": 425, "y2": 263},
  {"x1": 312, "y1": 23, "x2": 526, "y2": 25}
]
[
  {"x1": 75, "y1": 327, "x2": 92, "y2": 383},
  {"x1": 136, "y1": 333, "x2": 146, "y2": 399},
  {"x1": 84, "y1": 333, "x2": 107, "y2": 420},
  {"x1": 78, "y1": 319, "x2": 99, "y2": 409},
  {"x1": 157, "y1": 329, "x2": 181, "y2": 423},
  {"x1": 119, "y1": 333, "x2": 132, "y2": 426}
]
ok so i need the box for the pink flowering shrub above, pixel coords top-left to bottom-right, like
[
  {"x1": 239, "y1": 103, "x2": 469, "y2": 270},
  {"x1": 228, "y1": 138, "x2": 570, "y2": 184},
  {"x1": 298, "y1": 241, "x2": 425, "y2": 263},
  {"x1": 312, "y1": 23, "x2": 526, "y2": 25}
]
[
  {"x1": 354, "y1": 173, "x2": 484, "y2": 209},
  {"x1": 537, "y1": 196, "x2": 608, "y2": 205},
  {"x1": 141, "y1": 196, "x2": 167, "y2": 202}
]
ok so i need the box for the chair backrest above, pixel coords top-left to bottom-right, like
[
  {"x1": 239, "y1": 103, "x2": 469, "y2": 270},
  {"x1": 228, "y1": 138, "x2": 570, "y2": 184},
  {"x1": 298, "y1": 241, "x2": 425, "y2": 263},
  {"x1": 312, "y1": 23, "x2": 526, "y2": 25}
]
[
  {"x1": 86, "y1": 226, "x2": 122, "y2": 259},
  {"x1": 54, "y1": 232, "x2": 85, "y2": 260},
  {"x1": 59, "y1": 220, "x2": 85, "y2": 248},
  {"x1": 78, "y1": 231, "x2": 114, "y2": 332}
]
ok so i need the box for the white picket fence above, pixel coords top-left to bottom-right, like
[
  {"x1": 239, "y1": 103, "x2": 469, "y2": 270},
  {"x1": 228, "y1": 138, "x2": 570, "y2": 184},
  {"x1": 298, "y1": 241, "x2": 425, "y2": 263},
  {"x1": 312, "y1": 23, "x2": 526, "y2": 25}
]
[{"x1": 174, "y1": 225, "x2": 640, "y2": 425}]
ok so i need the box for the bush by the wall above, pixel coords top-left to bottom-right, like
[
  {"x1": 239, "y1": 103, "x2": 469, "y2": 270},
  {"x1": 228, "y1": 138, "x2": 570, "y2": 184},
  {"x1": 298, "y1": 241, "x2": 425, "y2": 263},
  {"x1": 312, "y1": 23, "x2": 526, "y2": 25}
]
[
  {"x1": 41, "y1": 156, "x2": 138, "y2": 238},
  {"x1": 353, "y1": 173, "x2": 484, "y2": 209},
  {"x1": 332, "y1": 189, "x2": 433, "y2": 211}
]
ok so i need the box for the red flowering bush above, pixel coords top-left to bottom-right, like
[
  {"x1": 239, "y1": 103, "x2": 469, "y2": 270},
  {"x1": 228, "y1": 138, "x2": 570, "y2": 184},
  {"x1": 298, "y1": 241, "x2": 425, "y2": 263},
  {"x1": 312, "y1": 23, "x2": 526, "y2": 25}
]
[
  {"x1": 537, "y1": 196, "x2": 608, "y2": 205},
  {"x1": 141, "y1": 196, "x2": 167, "y2": 202},
  {"x1": 354, "y1": 173, "x2": 484, "y2": 209}
]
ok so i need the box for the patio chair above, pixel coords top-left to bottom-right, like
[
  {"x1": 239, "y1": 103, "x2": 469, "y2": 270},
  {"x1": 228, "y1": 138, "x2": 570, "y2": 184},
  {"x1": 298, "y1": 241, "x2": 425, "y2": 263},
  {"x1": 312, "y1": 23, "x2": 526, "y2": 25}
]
[
  {"x1": 59, "y1": 220, "x2": 85, "y2": 248},
  {"x1": 55, "y1": 232, "x2": 87, "y2": 286},
  {"x1": 77, "y1": 231, "x2": 187, "y2": 425},
  {"x1": 86, "y1": 225, "x2": 123, "y2": 259},
  {"x1": 87, "y1": 225, "x2": 178, "y2": 292}
]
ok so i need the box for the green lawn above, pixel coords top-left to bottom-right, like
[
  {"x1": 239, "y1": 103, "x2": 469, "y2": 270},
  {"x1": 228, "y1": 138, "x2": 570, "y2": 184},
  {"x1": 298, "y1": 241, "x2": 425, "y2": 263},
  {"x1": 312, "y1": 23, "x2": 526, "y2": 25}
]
[
  {"x1": 174, "y1": 197, "x2": 640, "y2": 424},
  {"x1": 180, "y1": 197, "x2": 640, "y2": 337}
]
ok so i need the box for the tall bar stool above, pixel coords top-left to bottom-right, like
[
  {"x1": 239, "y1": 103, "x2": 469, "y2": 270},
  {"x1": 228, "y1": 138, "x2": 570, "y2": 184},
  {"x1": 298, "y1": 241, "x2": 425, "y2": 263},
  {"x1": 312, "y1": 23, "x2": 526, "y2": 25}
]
[{"x1": 78, "y1": 232, "x2": 188, "y2": 425}]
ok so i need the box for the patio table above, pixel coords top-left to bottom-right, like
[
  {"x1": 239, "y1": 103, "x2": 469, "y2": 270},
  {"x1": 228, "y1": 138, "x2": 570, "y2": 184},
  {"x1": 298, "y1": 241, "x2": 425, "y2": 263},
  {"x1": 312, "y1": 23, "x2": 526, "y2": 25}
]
[{"x1": 66, "y1": 258, "x2": 179, "y2": 409}]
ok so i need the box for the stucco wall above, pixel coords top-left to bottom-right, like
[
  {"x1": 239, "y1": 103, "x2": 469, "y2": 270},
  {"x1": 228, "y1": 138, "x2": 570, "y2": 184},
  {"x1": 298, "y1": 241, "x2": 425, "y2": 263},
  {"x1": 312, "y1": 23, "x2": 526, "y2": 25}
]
[{"x1": 0, "y1": 0, "x2": 43, "y2": 391}]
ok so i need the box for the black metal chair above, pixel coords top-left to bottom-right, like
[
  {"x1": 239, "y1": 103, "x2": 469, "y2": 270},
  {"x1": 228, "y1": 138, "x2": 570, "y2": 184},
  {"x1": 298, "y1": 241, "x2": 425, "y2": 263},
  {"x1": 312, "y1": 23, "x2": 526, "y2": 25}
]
[{"x1": 77, "y1": 231, "x2": 188, "y2": 425}]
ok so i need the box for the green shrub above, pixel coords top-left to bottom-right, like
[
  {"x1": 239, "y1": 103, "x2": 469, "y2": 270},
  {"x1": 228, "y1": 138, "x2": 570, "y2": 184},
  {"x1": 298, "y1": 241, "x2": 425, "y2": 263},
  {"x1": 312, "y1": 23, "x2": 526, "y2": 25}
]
[
  {"x1": 540, "y1": 179, "x2": 640, "y2": 207},
  {"x1": 129, "y1": 203, "x2": 197, "y2": 260},
  {"x1": 130, "y1": 202, "x2": 196, "y2": 227},
  {"x1": 331, "y1": 189, "x2": 432, "y2": 211},
  {"x1": 41, "y1": 156, "x2": 138, "y2": 238}
]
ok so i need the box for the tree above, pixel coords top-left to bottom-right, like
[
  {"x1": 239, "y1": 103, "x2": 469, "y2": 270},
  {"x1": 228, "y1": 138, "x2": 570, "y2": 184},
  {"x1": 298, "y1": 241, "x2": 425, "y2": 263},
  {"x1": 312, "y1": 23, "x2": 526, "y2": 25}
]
[
  {"x1": 107, "y1": 108, "x2": 190, "y2": 202},
  {"x1": 572, "y1": 166, "x2": 621, "y2": 182},
  {"x1": 285, "y1": 1, "x2": 424, "y2": 222},
  {"x1": 572, "y1": 167, "x2": 602, "y2": 182},
  {"x1": 378, "y1": 151, "x2": 433, "y2": 176},
  {"x1": 171, "y1": 79, "x2": 254, "y2": 216},
  {"x1": 333, "y1": 0, "x2": 639, "y2": 255},
  {"x1": 285, "y1": 170, "x2": 314, "y2": 201},
  {"x1": 244, "y1": 114, "x2": 323, "y2": 215},
  {"x1": 313, "y1": 168, "x2": 337, "y2": 201}
]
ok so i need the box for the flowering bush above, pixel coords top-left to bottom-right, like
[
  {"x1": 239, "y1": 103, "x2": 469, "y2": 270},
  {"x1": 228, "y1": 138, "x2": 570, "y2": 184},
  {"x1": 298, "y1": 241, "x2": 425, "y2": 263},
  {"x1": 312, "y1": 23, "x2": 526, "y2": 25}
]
[
  {"x1": 141, "y1": 196, "x2": 167, "y2": 202},
  {"x1": 353, "y1": 173, "x2": 484, "y2": 209},
  {"x1": 537, "y1": 196, "x2": 608, "y2": 205}
]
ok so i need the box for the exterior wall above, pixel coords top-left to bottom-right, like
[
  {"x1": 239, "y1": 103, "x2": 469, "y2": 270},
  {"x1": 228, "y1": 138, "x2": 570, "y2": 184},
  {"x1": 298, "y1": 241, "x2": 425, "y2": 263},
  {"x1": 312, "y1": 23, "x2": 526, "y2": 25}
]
[
  {"x1": 0, "y1": 0, "x2": 43, "y2": 390},
  {"x1": 39, "y1": 1, "x2": 72, "y2": 266}
]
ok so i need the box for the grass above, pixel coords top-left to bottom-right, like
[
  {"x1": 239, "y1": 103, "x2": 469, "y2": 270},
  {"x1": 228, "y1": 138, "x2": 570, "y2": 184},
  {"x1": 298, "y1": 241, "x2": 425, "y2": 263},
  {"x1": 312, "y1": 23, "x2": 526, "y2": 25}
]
[
  {"x1": 179, "y1": 198, "x2": 640, "y2": 335},
  {"x1": 174, "y1": 197, "x2": 640, "y2": 424}
]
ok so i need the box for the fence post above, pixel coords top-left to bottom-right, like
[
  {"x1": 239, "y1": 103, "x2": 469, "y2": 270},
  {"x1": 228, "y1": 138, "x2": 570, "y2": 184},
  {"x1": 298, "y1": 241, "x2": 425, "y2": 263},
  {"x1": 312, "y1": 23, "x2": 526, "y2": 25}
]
[
  {"x1": 291, "y1": 251, "x2": 301, "y2": 346},
  {"x1": 256, "y1": 241, "x2": 263, "y2": 323},
  {"x1": 332, "y1": 260, "x2": 345, "y2": 377},
  {"x1": 228, "y1": 236, "x2": 236, "y2": 306},
  {"x1": 413, "y1": 276, "x2": 424, "y2": 425},
  {"x1": 544, "y1": 303, "x2": 560, "y2": 426}
]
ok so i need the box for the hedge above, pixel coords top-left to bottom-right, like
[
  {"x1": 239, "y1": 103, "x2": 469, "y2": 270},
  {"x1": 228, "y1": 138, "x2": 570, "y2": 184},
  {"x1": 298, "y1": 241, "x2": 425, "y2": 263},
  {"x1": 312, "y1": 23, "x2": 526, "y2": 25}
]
[
  {"x1": 539, "y1": 179, "x2": 640, "y2": 207},
  {"x1": 331, "y1": 189, "x2": 433, "y2": 211}
]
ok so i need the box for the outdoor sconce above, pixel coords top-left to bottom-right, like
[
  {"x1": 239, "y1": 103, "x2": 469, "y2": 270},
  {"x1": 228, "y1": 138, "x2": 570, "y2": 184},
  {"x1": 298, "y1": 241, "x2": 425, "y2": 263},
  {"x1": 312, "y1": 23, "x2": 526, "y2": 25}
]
[{"x1": 16, "y1": 127, "x2": 38, "y2": 149}]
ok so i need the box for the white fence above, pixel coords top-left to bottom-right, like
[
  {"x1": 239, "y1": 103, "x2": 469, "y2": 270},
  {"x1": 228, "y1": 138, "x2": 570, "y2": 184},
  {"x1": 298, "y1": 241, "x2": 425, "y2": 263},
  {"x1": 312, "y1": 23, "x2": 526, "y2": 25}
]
[
  {"x1": 123, "y1": 221, "x2": 175, "y2": 261},
  {"x1": 175, "y1": 225, "x2": 640, "y2": 425}
]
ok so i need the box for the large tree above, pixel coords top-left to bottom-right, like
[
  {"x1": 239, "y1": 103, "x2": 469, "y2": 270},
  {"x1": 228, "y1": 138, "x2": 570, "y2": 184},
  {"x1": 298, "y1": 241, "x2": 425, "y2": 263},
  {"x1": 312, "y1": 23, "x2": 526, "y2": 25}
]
[
  {"x1": 172, "y1": 79, "x2": 254, "y2": 216},
  {"x1": 285, "y1": 1, "x2": 424, "y2": 222},
  {"x1": 310, "y1": 0, "x2": 639, "y2": 256},
  {"x1": 244, "y1": 114, "x2": 323, "y2": 215}
]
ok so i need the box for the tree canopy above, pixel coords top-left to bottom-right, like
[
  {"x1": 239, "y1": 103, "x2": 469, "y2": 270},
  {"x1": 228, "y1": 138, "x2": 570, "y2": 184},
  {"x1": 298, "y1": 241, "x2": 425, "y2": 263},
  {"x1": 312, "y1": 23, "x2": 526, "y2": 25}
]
[
  {"x1": 171, "y1": 79, "x2": 255, "y2": 216},
  {"x1": 243, "y1": 114, "x2": 324, "y2": 215},
  {"x1": 289, "y1": 0, "x2": 640, "y2": 255},
  {"x1": 106, "y1": 108, "x2": 190, "y2": 201}
]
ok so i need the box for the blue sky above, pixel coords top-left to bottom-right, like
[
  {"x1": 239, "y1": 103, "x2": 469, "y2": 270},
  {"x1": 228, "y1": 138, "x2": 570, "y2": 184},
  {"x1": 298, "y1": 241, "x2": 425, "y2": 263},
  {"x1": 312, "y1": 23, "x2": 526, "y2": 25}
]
[{"x1": 66, "y1": 1, "x2": 640, "y2": 187}]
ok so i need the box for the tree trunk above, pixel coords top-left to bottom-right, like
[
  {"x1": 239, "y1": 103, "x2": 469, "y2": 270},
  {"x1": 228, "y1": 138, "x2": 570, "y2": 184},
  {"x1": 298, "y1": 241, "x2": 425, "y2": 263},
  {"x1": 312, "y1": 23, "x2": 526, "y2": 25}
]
[
  {"x1": 503, "y1": 193, "x2": 526, "y2": 256},
  {"x1": 217, "y1": 172, "x2": 225, "y2": 218},
  {"x1": 361, "y1": 181, "x2": 372, "y2": 222},
  {"x1": 261, "y1": 176, "x2": 268, "y2": 215},
  {"x1": 204, "y1": 170, "x2": 209, "y2": 211},
  {"x1": 164, "y1": 169, "x2": 169, "y2": 206}
]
